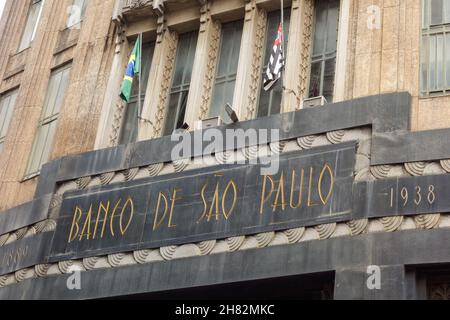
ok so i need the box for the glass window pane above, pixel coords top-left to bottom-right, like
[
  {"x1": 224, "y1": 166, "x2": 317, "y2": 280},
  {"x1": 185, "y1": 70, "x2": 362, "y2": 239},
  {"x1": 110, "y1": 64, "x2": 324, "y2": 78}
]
[
  {"x1": 163, "y1": 31, "x2": 197, "y2": 136},
  {"x1": 26, "y1": 64, "x2": 72, "y2": 176},
  {"x1": 18, "y1": 0, "x2": 43, "y2": 51},
  {"x1": 326, "y1": 1, "x2": 339, "y2": 53},
  {"x1": 421, "y1": 36, "x2": 429, "y2": 93},
  {"x1": 309, "y1": 61, "x2": 322, "y2": 98},
  {"x1": 446, "y1": 34, "x2": 450, "y2": 87},
  {"x1": 437, "y1": 34, "x2": 444, "y2": 89},
  {"x1": 0, "y1": 91, "x2": 18, "y2": 138},
  {"x1": 120, "y1": 41, "x2": 155, "y2": 145},
  {"x1": 0, "y1": 97, "x2": 8, "y2": 135},
  {"x1": 323, "y1": 58, "x2": 336, "y2": 102},
  {"x1": 431, "y1": 0, "x2": 443, "y2": 25},
  {"x1": 423, "y1": 0, "x2": 429, "y2": 28},
  {"x1": 42, "y1": 71, "x2": 62, "y2": 119},
  {"x1": 163, "y1": 92, "x2": 180, "y2": 136},
  {"x1": 27, "y1": 123, "x2": 49, "y2": 175},
  {"x1": 210, "y1": 20, "x2": 243, "y2": 119},
  {"x1": 52, "y1": 66, "x2": 71, "y2": 115},
  {"x1": 257, "y1": 9, "x2": 291, "y2": 118},
  {"x1": 312, "y1": 0, "x2": 327, "y2": 56},
  {"x1": 38, "y1": 120, "x2": 57, "y2": 168},
  {"x1": 119, "y1": 102, "x2": 138, "y2": 145},
  {"x1": 429, "y1": 35, "x2": 436, "y2": 90}
]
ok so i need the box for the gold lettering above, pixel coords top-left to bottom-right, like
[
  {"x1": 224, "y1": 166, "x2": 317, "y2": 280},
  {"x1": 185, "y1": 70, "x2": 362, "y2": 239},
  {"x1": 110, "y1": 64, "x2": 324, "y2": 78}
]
[
  {"x1": 110, "y1": 199, "x2": 122, "y2": 237},
  {"x1": 79, "y1": 204, "x2": 93, "y2": 241},
  {"x1": 307, "y1": 167, "x2": 319, "y2": 207},
  {"x1": 207, "y1": 183, "x2": 221, "y2": 222},
  {"x1": 290, "y1": 169, "x2": 304, "y2": 209},
  {"x1": 272, "y1": 172, "x2": 286, "y2": 212},
  {"x1": 197, "y1": 182, "x2": 209, "y2": 224},
  {"x1": 260, "y1": 175, "x2": 274, "y2": 215},
  {"x1": 153, "y1": 192, "x2": 169, "y2": 231},
  {"x1": 168, "y1": 189, "x2": 181, "y2": 228},
  {"x1": 318, "y1": 163, "x2": 334, "y2": 205},
  {"x1": 68, "y1": 206, "x2": 83, "y2": 243},
  {"x1": 93, "y1": 201, "x2": 110, "y2": 239},
  {"x1": 119, "y1": 198, "x2": 134, "y2": 235},
  {"x1": 222, "y1": 180, "x2": 237, "y2": 220}
]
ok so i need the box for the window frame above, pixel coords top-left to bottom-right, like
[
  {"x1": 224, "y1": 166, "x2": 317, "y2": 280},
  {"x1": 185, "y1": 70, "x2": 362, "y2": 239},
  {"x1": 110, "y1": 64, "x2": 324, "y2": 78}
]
[
  {"x1": 420, "y1": 0, "x2": 450, "y2": 96},
  {"x1": 209, "y1": 19, "x2": 244, "y2": 121},
  {"x1": 24, "y1": 63, "x2": 72, "y2": 180},
  {"x1": 118, "y1": 40, "x2": 156, "y2": 145},
  {"x1": 18, "y1": 0, "x2": 45, "y2": 52},
  {"x1": 0, "y1": 89, "x2": 19, "y2": 153},
  {"x1": 256, "y1": 8, "x2": 291, "y2": 118},
  {"x1": 66, "y1": 0, "x2": 89, "y2": 28},
  {"x1": 163, "y1": 30, "x2": 198, "y2": 136},
  {"x1": 307, "y1": 0, "x2": 340, "y2": 103}
]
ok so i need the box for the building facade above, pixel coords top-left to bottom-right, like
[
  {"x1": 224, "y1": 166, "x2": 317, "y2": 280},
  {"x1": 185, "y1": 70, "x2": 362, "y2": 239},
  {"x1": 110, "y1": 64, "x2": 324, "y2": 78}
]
[{"x1": 0, "y1": 0, "x2": 450, "y2": 300}]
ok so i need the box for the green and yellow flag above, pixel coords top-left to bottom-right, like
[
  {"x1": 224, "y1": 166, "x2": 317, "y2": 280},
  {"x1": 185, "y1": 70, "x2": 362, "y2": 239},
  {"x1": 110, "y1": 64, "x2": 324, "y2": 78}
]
[{"x1": 120, "y1": 36, "x2": 141, "y2": 103}]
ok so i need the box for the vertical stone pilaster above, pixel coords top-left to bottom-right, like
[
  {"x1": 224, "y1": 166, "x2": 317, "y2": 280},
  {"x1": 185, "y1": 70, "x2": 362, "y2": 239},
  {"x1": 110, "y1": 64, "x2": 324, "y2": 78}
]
[
  {"x1": 232, "y1": 0, "x2": 267, "y2": 121},
  {"x1": 333, "y1": 0, "x2": 352, "y2": 102},
  {"x1": 184, "y1": 1, "x2": 221, "y2": 127},
  {"x1": 138, "y1": 18, "x2": 178, "y2": 140},
  {"x1": 283, "y1": 0, "x2": 314, "y2": 112},
  {"x1": 95, "y1": 25, "x2": 129, "y2": 149}
]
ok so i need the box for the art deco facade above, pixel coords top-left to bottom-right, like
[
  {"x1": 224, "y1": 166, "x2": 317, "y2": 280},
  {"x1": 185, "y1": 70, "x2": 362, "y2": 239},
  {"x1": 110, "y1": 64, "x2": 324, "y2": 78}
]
[{"x1": 1, "y1": 0, "x2": 450, "y2": 300}]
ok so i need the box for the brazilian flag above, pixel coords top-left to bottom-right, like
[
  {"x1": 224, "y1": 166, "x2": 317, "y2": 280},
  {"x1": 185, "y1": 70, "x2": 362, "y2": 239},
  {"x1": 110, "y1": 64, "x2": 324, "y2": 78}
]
[{"x1": 120, "y1": 36, "x2": 141, "y2": 103}]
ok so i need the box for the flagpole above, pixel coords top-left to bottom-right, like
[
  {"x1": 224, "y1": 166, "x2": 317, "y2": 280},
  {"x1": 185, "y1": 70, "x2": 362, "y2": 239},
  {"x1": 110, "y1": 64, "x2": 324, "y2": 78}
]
[{"x1": 138, "y1": 33, "x2": 143, "y2": 120}]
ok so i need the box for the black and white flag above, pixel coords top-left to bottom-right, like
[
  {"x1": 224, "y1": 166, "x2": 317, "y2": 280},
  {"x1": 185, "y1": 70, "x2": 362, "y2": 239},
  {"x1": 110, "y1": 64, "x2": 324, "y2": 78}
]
[{"x1": 263, "y1": 23, "x2": 284, "y2": 91}]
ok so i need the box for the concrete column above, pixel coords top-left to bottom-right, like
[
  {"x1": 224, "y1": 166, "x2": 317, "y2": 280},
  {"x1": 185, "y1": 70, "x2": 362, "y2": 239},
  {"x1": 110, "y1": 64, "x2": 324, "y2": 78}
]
[
  {"x1": 282, "y1": 0, "x2": 314, "y2": 112},
  {"x1": 334, "y1": 265, "x2": 406, "y2": 300},
  {"x1": 138, "y1": 16, "x2": 178, "y2": 140},
  {"x1": 184, "y1": 1, "x2": 221, "y2": 128},
  {"x1": 232, "y1": 0, "x2": 267, "y2": 121}
]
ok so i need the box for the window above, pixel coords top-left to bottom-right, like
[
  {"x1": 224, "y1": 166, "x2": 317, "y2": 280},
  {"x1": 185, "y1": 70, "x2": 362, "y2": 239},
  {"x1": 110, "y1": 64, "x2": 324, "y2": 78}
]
[
  {"x1": 0, "y1": 90, "x2": 19, "y2": 153},
  {"x1": 25, "y1": 64, "x2": 71, "y2": 178},
  {"x1": 163, "y1": 31, "x2": 198, "y2": 136},
  {"x1": 210, "y1": 20, "x2": 244, "y2": 122},
  {"x1": 67, "y1": 0, "x2": 88, "y2": 27},
  {"x1": 308, "y1": 0, "x2": 339, "y2": 103},
  {"x1": 257, "y1": 9, "x2": 291, "y2": 118},
  {"x1": 119, "y1": 41, "x2": 155, "y2": 145},
  {"x1": 18, "y1": 0, "x2": 44, "y2": 52},
  {"x1": 421, "y1": 0, "x2": 450, "y2": 95}
]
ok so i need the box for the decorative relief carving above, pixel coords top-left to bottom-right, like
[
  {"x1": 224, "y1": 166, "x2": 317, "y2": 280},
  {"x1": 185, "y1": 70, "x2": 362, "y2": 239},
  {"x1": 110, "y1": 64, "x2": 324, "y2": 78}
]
[
  {"x1": 297, "y1": 0, "x2": 314, "y2": 107},
  {"x1": 148, "y1": 163, "x2": 164, "y2": 177},
  {"x1": 173, "y1": 158, "x2": 190, "y2": 173},
  {"x1": 109, "y1": 100, "x2": 125, "y2": 147},
  {"x1": 99, "y1": 172, "x2": 115, "y2": 185},
  {"x1": 415, "y1": 214, "x2": 441, "y2": 230},
  {"x1": 380, "y1": 216, "x2": 403, "y2": 233},
  {"x1": 404, "y1": 162, "x2": 427, "y2": 176},
  {"x1": 199, "y1": 22, "x2": 221, "y2": 120},
  {"x1": 199, "y1": 0, "x2": 211, "y2": 33},
  {"x1": 297, "y1": 135, "x2": 319, "y2": 150},
  {"x1": 326, "y1": 130, "x2": 346, "y2": 144},
  {"x1": 315, "y1": 223, "x2": 337, "y2": 240},
  {"x1": 152, "y1": 31, "x2": 178, "y2": 138},
  {"x1": 245, "y1": 8, "x2": 266, "y2": 120},
  {"x1": 76, "y1": 176, "x2": 92, "y2": 190},
  {"x1": 347, "y1": 219, "x2": 368, "y2": 236},
  {"x1": 123, "y1": 167, "x2": 139, "y2": 181}
]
